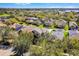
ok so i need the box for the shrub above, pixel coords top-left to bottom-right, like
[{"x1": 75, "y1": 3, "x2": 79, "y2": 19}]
[
  {"x1": 68, "y1": 49, "x2": 79, "y2": 56},
  {"x1": 50, "y1": 24, "x2": 55, "y2": 29},
  {"x1": 69, "y1": 39, "x2": 79, "y2": 49},
  {"x1": 7, "y1": 31, "x2": 18, "y2": 44},
  {"x1": 29, "y1": 32, "x2": 65, "y2": 56},
  {"x1": 2, "y1": 27, "x2": 13, "y2": 45},
  {"x1": 13, "y1": 31, "x2": 34, "y2": 56},
  {"x1": 29, "y1": 32, "x2": 50, "y2": 56},
  {"x1": 29, "y1": 32, "x2": 79, "y2": 56},
  {"x1": 38, "y1": 24, "x2": 44, "y2": 29},
  {"x1": 29, "y1": 45, "x2": 46, "y2": 56}
]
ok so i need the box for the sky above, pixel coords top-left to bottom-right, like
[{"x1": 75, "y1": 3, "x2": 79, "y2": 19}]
[{"x1": 0, "y1": 3, "x2": 79, "y2": 8}]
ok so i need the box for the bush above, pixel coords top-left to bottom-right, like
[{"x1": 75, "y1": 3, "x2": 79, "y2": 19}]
[
  {"x1": 13, "y1": 31, "x2": 34, "y2": 56},
  {"x1": 29, "y1": 45, "x2": 46, "y2": 56},
  {"x1": 69, "y1": 39, "x2": 79, "y2": 49},
  {"x1": 28, "y1": 32, "x2": 79, "y2": 56},
  {"x1": 1, "y1": 27, "x2": 14, "y2": 45},
  {"x1": 29, "y1": 32, "x2": 65, "y2": 56},
  {"x1": 68, "y1": 49, "x2": 79, "y2": 56},
  {"x1": 38, "y1": 24, "x2": 44, "y2": 29},
  {"x1": 29, "y1": 32, "x2": 51, "y2": 56}
]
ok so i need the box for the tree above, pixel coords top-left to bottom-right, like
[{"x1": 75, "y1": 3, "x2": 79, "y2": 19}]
[{"x1": 64, "y1": 24, "x2": 69, "y2": 38}]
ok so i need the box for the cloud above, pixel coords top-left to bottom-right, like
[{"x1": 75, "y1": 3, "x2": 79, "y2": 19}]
[{"x1": 15, "y1": 3, "x2": 31, "y2": 6}]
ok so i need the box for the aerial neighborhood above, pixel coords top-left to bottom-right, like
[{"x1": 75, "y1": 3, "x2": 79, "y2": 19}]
[{"x1": 0, "y1": 8, "x2": 79, "y2": 56}]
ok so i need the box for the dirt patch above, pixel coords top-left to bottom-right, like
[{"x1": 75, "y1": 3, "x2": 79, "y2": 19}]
[{"x1": 0, "y1": 48, "x2": 14, "y2": 56}]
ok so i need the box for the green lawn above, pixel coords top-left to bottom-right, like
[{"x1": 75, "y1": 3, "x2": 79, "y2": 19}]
[{"x1": 0, "y1": 14, "x2": 10, "y2": 17}]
